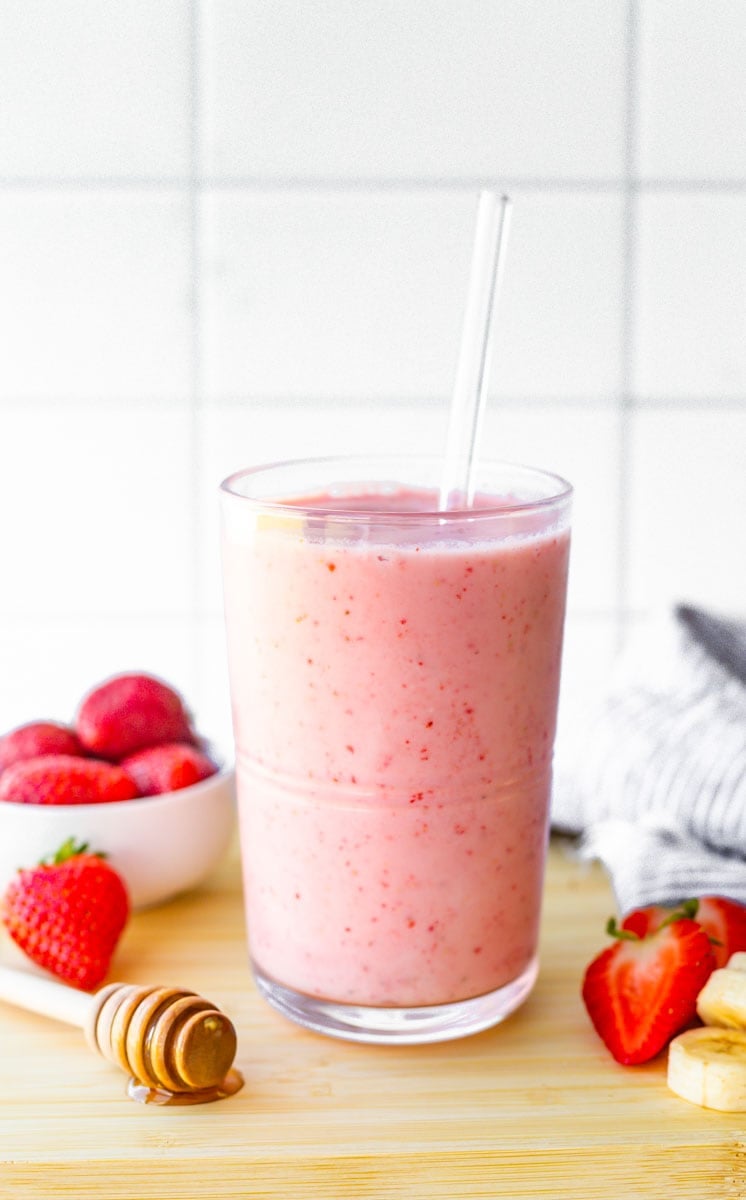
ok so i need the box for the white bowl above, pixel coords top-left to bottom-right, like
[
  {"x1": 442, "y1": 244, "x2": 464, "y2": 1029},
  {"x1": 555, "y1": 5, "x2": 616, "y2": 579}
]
[{"x1": 0, "y1": 767, "x2": 236, "y2": 909}]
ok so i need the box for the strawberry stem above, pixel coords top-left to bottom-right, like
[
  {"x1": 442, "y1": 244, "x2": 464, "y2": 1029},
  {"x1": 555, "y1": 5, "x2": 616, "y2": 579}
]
[
  {"x1": 659, "y1": 898, "x2": 699, "y2": 927},
  {"x1": 40, "y1": 837, "x2": 107, "y2": 866},
  {"x1": 606, "y1": 917, "x2": 640, "y2": 942}
]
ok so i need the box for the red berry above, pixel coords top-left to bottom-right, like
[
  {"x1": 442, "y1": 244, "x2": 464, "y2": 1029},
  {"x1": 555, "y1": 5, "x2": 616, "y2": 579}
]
[
  {"x1": 121, "y1": 742, "x2": 218, "y2": 795},
  {"x1": 2, "y1": 838, "x2": 130, "y2": 990},
  {"x1": 75, "y1": 673, "x2": 195, "y2": 760},
  {"x1": 0, "y1": 721, "x2": 86, "y2": 774},
  {"x1": 0, "y1": 754, "x2": 139, "y2": 806},
  {"x1": 581, "y1": 909, "x2": 716, "y2": 1065},
  {"x1": 623, "y1": 896, "x2": 746, "y2": 970}
]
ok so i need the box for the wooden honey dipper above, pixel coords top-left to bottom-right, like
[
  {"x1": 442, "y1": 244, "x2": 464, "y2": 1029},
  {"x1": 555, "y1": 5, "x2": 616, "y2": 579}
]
[{"x1": 0, "y1": 963, "x2": 243, "y2": 1104}]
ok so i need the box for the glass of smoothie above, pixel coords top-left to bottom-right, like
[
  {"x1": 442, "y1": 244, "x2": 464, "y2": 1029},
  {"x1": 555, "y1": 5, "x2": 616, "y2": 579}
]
[{"x1": 220, "y1": 454, "x2": 571, "y2": 1043}]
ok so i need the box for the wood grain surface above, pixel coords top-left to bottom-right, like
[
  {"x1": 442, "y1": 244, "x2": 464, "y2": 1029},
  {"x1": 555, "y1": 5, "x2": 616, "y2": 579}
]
[{"x1": 1, "y1": 837, "x2": 743, "y2": 1199}]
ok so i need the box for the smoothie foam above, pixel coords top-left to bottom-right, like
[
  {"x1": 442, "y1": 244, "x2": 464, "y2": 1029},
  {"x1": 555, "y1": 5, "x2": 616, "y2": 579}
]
[{"x1": 222, "y1": 482, "x2": 570, "y2": 1009}]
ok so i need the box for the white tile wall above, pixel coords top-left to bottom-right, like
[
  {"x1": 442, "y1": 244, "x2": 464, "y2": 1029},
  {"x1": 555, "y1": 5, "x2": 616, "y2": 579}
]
[
  {"x1": 489, "y1": 194, "x2": 625, "y2": 401},
  {"x1": 200, "y1": 192, "x2": 471, "y2": 401},
  {"x1": 0, "y1": 195, "x2": 192, "y2": 401},
  {"x1": 637, "y1": 0, "x2": 746, "y2": 180},
  {"x1": 0, "y1": 403, "x2": 195, "y2": 617},
  {"x1": 0, "y1": 2, "x2": 191, "y2": 180},
  {"x1": 200, "y1": 0, "x2": 627, "y2": 181},
  {"x1": 629, "y1": 409, "x2": 746, "y2": 612},
  {"x1": 202, "y1": 191, "x2": 624, "y2": 403},
  {"x1": 0, "y1": 1, "x2": 744, "y2": 757},
  {"x1": 634, "y1": 194, "x2": 746, "y2": 400}
]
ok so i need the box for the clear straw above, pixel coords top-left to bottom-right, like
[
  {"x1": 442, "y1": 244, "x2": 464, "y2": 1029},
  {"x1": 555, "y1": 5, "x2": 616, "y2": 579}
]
[{"x1": 438, "y1": 191, "x2": 512, "y2": 510}]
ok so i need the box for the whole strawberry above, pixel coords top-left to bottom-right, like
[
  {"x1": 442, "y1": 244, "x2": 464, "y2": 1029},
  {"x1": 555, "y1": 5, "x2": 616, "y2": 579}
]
[
  {"x1": 0, "y1": 754, "x2": 139, "y2": 805},
  {"x1": 582, "y1": 907, "x2": 716, "y2": 1065},
  {"x1": 121, "y1": 742, "x2": 218, "y2": 795},
  {"x1": 0, "y1": 721, "x2": 86, "y2": 774},
  {"x1": 76, "y1": 673, "x2": 195, "y2": 760},
  {"x1": 2, "y1": 838, "x2": 130, "y2": 990}
]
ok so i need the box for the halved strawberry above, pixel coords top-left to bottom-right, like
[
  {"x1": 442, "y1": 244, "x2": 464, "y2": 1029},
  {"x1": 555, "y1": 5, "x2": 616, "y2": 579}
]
[
  {"x1": 622, "y1": 897, "x2": 746, "y2": 970},
  {"x1": 582, "y1": 909, "x2": 716, "y2": 1065}
]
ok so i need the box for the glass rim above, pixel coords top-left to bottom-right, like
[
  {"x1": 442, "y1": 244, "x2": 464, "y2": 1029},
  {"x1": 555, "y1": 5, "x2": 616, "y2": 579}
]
[{"x1": 220, "y1": 453, "x2": 573, "y2": 522}]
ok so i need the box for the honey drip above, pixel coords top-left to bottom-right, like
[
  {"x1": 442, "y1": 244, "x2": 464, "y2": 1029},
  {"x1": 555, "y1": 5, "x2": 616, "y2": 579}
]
[{"x1": 127, "y1": 1067, "x2": 245, "y2": 1106}]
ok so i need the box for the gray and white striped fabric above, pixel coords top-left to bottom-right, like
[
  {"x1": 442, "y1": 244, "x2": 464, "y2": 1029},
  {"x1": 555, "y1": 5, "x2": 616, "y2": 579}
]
[{"x1": 551, "y1": 605, "x2": 746, "y2": 914}]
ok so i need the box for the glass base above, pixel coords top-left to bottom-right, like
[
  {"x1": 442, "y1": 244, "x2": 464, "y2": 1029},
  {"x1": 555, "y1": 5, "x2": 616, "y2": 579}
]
[{"x1": 252, "y1": 956, "x2": 539, "y2": 1045}]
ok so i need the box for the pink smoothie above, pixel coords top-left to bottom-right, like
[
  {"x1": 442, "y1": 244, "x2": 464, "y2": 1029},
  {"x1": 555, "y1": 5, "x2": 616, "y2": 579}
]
[{"x1": 222, "y1": 485, "x2": 570, "y2": 1008}]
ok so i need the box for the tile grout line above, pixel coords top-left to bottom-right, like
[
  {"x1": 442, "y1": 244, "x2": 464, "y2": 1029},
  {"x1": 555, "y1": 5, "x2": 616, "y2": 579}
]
[
  {"x1": 1, "y1": 176, "x2": 746, "y2": 192},
  {"x1": 2, "y1": 393, "x2": 744, "y2": 409},
  {"x1": 187, "y1": 0, "x2": 204, "y2": 690},
  {"x1": 616, "y1": 0, "x2": 640, "y2": 650}
]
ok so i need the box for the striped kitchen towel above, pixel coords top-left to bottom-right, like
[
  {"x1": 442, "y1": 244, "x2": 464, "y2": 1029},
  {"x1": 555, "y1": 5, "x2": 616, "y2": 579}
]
[{"x1": 551, "y1": 605, "x2": 746, "y2": 914}]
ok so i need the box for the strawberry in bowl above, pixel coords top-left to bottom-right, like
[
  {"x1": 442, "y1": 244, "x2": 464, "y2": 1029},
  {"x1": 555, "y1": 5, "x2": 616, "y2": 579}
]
[
  {"x1": 121, "y1": 742, "x2": 218, "y2": 796},
  {"x1": 75, "y1": 673, "x2": 197, "y2": 761},
  {"x1": 0, "y1": 721, "x2": 86, "y2": 772},
  {"x1": 0, "y1": 673, "x2": 235, "y2": 908},
  {"x1": 0, "y1": 755, "x2": 140, "y2": 806}
]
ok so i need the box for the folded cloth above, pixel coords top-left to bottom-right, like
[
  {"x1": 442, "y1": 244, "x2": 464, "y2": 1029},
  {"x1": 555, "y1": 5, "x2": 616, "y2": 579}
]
[{"x1": 551, "y1": 605, "x2": 746, "y2": 913}]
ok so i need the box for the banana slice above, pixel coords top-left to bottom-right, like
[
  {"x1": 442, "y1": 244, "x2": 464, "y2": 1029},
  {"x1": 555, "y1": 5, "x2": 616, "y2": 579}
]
[
  {"x1": 696, "y1": 967, "x2": 746, "y2": 1030},
  {"x1": 727, "y1": 951, "x2": 746, "y2": 972},
  {"x1": 668, "y1": 1027, "x2": 746, "y2": 1111}
]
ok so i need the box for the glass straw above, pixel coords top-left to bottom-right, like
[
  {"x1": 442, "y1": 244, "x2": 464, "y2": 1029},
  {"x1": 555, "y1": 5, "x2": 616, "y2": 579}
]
[{"x1": 438, "y1": 191, "x2": 512, "y2": 510}]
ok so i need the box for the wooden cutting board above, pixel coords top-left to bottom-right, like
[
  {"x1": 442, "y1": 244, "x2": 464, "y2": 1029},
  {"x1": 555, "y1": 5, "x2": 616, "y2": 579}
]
[{"x1": 1, "y1": 837, "x2": 743, "y2": 1199}]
